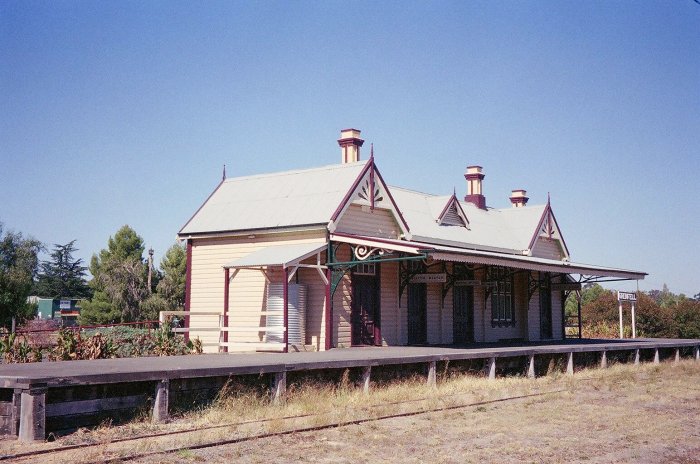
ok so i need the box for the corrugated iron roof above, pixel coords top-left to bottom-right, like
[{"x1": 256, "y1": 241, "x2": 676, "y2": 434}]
[
  {"x1": 390, "y1": 187, "x2": 545, "y2": 254},
  {"x1": 224, "y1": 241, "x2": 327, "y2": 269},
  {"x1": 179, "y1": 161, "x2": 368, "y2": 235}
]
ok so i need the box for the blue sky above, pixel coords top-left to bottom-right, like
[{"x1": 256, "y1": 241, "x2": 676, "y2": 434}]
[{"x1": 1, "y1": 1, "x2": 698, "y2": 295}]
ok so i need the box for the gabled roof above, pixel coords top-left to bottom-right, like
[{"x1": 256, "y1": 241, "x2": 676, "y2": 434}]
[
  {"x1": 389, "y1": 187, "x2": 546, "y2": 254},
  {"x1": 178, "y1": 159, "x2": 560, "y2": 259},
  {"x1": 434, "y1": 194, "x2": 470, "y2": 228},
  {"x1": 179, "y1": 161, "x2": 368, "y2": 236}
]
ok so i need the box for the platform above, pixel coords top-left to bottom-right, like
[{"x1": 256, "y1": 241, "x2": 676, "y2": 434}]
[{"x1": 1, "y1": 338, "x2": 698, "y2": 441}]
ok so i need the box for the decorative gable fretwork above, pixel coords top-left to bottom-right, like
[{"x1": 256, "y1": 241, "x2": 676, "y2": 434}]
[
  {"x1": 328, "y1": 156, "x2": 411, "y2": 239},
  {"x1": 528, "y1": 198, "x2": 570, "y2": 260}
]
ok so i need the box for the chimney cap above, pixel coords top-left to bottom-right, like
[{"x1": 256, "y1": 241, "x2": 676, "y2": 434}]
[
  {"x1": 339, "y1": 128, "x2": 363, "y2": 140},
  {"x1": 509, "y1": 189, "x2": 529, "y2": 207}
]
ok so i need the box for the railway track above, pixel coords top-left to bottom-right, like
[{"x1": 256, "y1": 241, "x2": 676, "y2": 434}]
[{"x1": 1, "y1": 387, "x2": 568, "y2": 463}]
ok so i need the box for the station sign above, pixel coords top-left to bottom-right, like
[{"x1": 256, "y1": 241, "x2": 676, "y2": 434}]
[
  {"x1": 411, "y1": 273, "x2": 447, "y2": 284},
  {"x1": 617, "y1": 291, "x2": 637, "y2": 302},
  {"x1": 552, "y1": 282, "x2": 582, "y2": 291},
  {"x1": 454, "y1": 279, "x2": 482, "y2": 286},
  {"x1": 59, "y1": 300, "x2": 71, "y2": 310}
]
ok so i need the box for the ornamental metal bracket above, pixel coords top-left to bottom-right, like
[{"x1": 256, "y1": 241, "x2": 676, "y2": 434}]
[
  {"x1": 528, "y1": 271, "x2": 541, "y2": 303},
  {"x1": 330, "y1": 265, "x2": 353, "y2": 298},
  {"x1": 441, "y1": 263, "x2": 475, "y2": 302},
  {"x1": 352, "y1": 244, "x2": 392, "y2": 261}
]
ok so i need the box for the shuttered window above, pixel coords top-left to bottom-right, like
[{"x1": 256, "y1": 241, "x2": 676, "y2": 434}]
[{"x1": 490, "y1": 267, "x2": 515, "y2": 326}]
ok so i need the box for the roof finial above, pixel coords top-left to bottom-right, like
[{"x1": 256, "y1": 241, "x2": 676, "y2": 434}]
[
  {"x1": 547, "y1": 191, "x2": 551, "y2": 205},
  {"x1": 370, "y1": 143, "x2": 374, "y2": 160},
  {"x1": 222, "y1": 164, "x2": 226, "y2": 181}
]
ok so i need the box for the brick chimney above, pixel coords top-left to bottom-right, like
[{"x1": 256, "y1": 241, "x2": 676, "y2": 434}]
[
  {"x1": 338, "y1": 128, "x2": 364, "y2": 163},
  {"x1": 464, "y1": 165, "x2": 486, "y2": 209},
  {"x1": 509, "y1": 189, "x2": 529, "y2": 208}
]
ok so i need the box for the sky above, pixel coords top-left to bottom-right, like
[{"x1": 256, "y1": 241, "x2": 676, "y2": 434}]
[{"x1": 1, "y1": 1, "x2": 698, "y2": 295}]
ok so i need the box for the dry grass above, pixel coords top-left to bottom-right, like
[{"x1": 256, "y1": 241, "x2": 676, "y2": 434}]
[{"x1": 2, "y1": 360, "x2": 699, "y2": 463}]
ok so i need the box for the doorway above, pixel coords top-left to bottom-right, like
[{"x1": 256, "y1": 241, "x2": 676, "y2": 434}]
[
  {"x1": 351, "y1": 268, "x2": 380, "y2": 346},
  {"x1": 407, "y1": 283, "x2": 427, "y2": 345},
  {"x1": 453, "y1": 284, "x2": 474, "y2": 344},
  {"x1": 540, "y1": 273, "x2": 553, "y2": 339}
]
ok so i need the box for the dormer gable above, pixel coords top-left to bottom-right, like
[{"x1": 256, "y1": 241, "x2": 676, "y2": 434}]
[
  {"x1": 328, "y1": 153, "x2": 411, "y2": 240},
  {"x1": 528, "y1": 197, "x2": 570, "y2": 260},
  {"x1": 436, "y1": 194, "x2": 470, "y2": 229}
]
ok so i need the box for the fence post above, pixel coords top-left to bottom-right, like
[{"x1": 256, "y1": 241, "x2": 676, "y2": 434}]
[{"x1": 527, "y1": 354, "x2": 536, "y2": 378}]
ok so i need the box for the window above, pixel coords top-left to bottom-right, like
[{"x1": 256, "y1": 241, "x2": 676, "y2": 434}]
[
  {"x1": 490, "y1": 267, "x2": 515, "y2": 326},
  {"x1": 355, "y1": 262, "x2": 376, "y2": 276}
]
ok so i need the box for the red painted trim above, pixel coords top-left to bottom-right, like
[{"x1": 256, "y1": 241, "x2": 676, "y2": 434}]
[
  {"x1": 375, "y1": 262, "x2": 382, "y2": 346},
  {"x1": 371, "y1": 164, "x2": 411, "y2": 234},
  {"x1": 527, "y1": 204, "x2": 570, "y2": 259},
  {"x1": 178, "y1": 177, "x2": 226, "y2": 235},
  {"x1": 330, "y1": 232, "x2": 432, "y2": 252},
  {"x1": 223, "y1": 267, "x2": 230, "y2": 352},
  {"x1": 329, "y1": 158, "x2": 411, "y2": 235},
  {"x1": 325, "y1": 267, "x2": 332, "y2": 351},
  {"x1": 330, "y1": 161, "x2": 372, "y2": 221},
  {"x1": 283, "y1": 268, "x2": 289, "y2": 353},
  {"x1": 369, "y1": 156, "x2": 375, "y2": 210},
  {"x1": 184, "y1": 239, "x2": 192, "y2": 343},
  {"x1": 548, "y1": 207, "x2": 571, "y2": 258}
]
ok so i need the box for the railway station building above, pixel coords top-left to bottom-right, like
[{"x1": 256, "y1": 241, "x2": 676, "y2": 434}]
[{"x1": 177, "y1": 129, "x2": 646, "y2": 353}]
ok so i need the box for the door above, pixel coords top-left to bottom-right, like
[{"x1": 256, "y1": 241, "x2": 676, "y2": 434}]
[
  {"x1": 407, "y1": 283, "x2": 427, "y2": 345},
  {"x1": 352, "y1": 273, "x2": 380, "y2": 346},
  {"x1": 540, "y1": 273, "x2": 553, "y2": 339},
  {"x1": 453, "y1": 284, "x2": 474, "y2": 344}
]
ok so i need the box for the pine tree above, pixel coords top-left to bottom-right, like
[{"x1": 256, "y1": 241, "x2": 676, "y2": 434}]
[{"x1": 34, "y1": 240, "x2": 90, "y2": 299}]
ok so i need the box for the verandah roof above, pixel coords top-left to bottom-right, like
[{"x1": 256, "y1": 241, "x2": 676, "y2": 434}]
[
  {"x1": 223, "y1": 241, "x2": 327, "y2": 269},
  {"x1": 330, "y1": 233, "x2": 646, "y2": 281}
]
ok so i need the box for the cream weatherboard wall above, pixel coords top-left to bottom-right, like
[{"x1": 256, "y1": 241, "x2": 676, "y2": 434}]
[
  {"x1": 334, "y1": 205, "x2": 401, "y2": 239},
  {"x1": 531, "y1": 236, "x2": 564, "y2": 260},
  {"x1": 188, "y1": 230, "x2": 327, "y2": 352},
  {"x1": 379, "y1": 262, "x2": 400, "y2": 346}
]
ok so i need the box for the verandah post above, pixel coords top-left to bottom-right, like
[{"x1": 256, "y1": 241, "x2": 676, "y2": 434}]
[
  {"x1": 223, "y1": 268, "x2": 230, "y2": 353},
  {"x1": 325, "y1": 267, "x2": 332, "y2": 351},
  {"x1": 283, "y1": 267, "x2": 289, "y2": 353}
]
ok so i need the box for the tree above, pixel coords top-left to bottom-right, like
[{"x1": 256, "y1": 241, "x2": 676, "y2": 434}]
[
  {"x1": 156, "y1": 242, "x2": 186, "y2": 310},
  {"x1": 0, "y1": 223, "x2": 43, "y2": 327},
  {"x1": 34, "y1": 240, "x2": 91, "y2": 299},
  {"x1": 80, "y1": 225, "x2": 149, "y2": 324}
]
